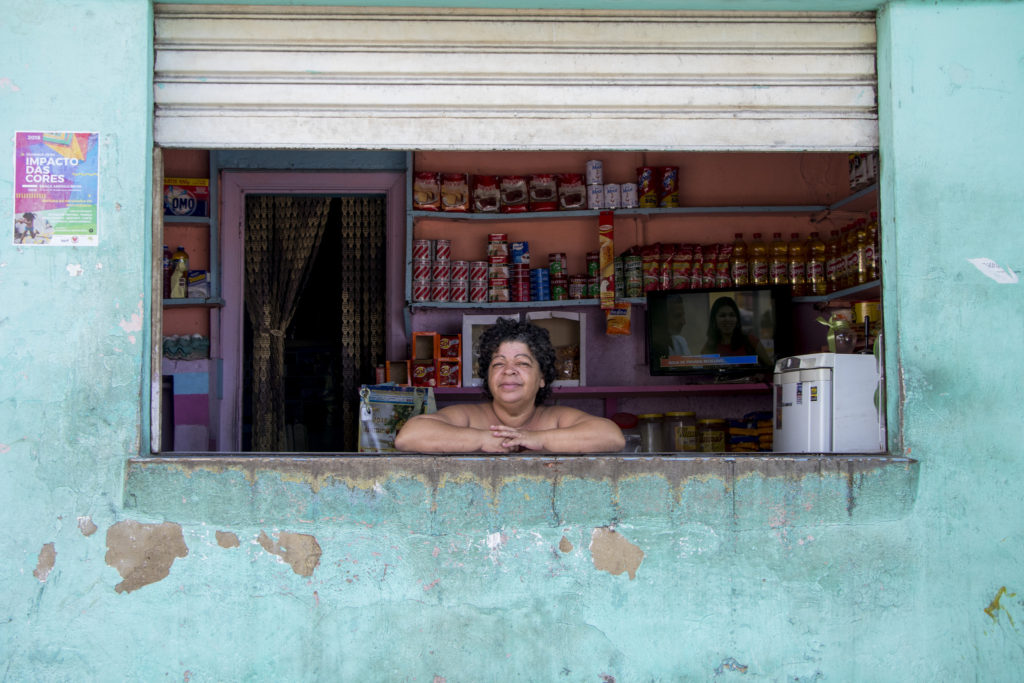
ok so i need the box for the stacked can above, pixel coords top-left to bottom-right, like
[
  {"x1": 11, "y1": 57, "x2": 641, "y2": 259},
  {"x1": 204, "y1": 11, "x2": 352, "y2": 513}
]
[
  {"x1": 487, "y1": 233, "x2": 510, "y2": 303},
  {"x1": 586, "y1": 251, "x2": 600, "y2": 298},
  {"x1": 412, "y1": 239, "x2": 433, "y2": 303},
  {"x1": 510, "y1": 241, "x2": 531, "y2": 302},
  {"x1": 586, "y1": 160, "x2": 604, "y2": 210},
  {"x1": 451, "y1": 259, "x2": 469, "y2": 303},
  {"x1": 549, "y1": 252, "x2": 568, "y2": 300},
  {"x1": 530, "y1": 268, "x2": 550, "y2": 301},
  {"x1": 469, "y1": 259, "x2": 488, "y2": 304},
  {"x1": 432, "y1": 238, "x2": 452, "y2": 302}
]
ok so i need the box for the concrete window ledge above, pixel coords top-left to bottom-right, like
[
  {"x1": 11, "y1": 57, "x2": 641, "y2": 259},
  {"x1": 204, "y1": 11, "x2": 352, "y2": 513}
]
[{"x1": 125, "y1": 454, "x2": 918, "y2": 528}]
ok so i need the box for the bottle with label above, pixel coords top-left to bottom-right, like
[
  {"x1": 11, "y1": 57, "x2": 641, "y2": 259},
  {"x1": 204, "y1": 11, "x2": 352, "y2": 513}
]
[
  {"x1": 823, "y1": 229, "x2": 839, "y2": 294},
  {"x1": 840, "y1": 224, "x2": 855, "y2": 289},
  {"x1": 769, "y1": 232, "x2": 789, "y2": 286},
  {"x1": 663, "y1": 411, "x2": 697, "y2": 452},
  {"x1": 853, "y1": 218, "x2": 869, "y2": 285},
  {"x1": 787, "y1": 232, "x2": 807, "y2": 296},
  {"x1": 749, "y1": 232, "x2": 769, "y2": 286},
  {"x1": 729, "y1": 232, "x2": 749, "y2": 286},
  {"x1": 170, "y1": 245, "x2": 190, "y2": 299},
  {"x1": 865, "y1": 211, "x2": 880, "y2": 282},
  {"x1": 806, "y1": 231, "x2": 827, "y2": 296},
  {"x1": 162, "y1": 244, "x2": 173, "y2": 299}
]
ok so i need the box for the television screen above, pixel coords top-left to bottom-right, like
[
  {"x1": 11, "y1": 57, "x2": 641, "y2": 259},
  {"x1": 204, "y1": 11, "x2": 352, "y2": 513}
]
[{"x1": 646, "y1": 285, "x2": 792, "y2": 378}]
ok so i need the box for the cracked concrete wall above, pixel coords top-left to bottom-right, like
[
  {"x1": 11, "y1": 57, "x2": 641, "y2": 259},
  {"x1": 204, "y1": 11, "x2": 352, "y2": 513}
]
[{"x1": 3, "y1": 1, "x2": 1024, "y2": 681}]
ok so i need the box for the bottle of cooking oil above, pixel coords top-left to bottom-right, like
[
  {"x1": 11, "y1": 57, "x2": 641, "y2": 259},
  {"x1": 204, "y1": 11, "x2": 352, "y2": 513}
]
[
  {"x1": 749, "y1": 232, "x2": 769, "y2": 285},
  {"x1": 769, "y1": 232, "x2": 789, "y2": 287},
  {"x1": 729, "y1": 232, "x2": 749, "y2": 286},
  {"x1": 826, "y1": 229, "x2": 842, "y2": 293},
  {"x1": 854, "y1": 218, "x2": 869, "y2": 285},
  {"x1": 806, "y1": 231, "x2": 827, "y2": 295},
  {"x1": 865, "y1": 211, "x2": 880, "y2": 282},
  {"x1": 787, "y1": 232, "x2": 807, "y2": 296}
]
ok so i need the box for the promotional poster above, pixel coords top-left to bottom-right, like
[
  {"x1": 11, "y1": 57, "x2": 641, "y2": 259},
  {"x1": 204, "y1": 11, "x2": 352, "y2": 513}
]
[{"x1": 13, "y1": 131, "x2": 99, "y2": 246}]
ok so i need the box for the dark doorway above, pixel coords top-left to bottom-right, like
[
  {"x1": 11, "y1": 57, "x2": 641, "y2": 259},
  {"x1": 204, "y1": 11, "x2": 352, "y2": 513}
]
[{"x1": 242, "y1": 195, "x2": 387, "y2": 452}]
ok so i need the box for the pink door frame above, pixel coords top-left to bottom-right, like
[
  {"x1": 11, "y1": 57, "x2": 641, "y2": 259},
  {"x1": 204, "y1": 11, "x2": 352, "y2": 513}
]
[{"x1": 217, "y1": 170, "x2": 406, "y2": 451}]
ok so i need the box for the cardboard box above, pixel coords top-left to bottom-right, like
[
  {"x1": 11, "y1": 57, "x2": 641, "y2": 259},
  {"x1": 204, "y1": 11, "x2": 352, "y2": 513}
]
[
  {"x1": 163, "y1": 177, "x2": 210, "y2": 217},
  {"x1": 412, "y1": 332, "x2": 439, "y2": 360},
  {"x1": 437, "y1": 359, "x2": 461, "y2": 387},
  {"x1": 461, "y1": 314, "x2": 520, "y2": 387},
  {"x1": 438, "y1": 333, "x2": 462, "y2": 360},
  {"x1": 385, "y1": 360, "x2": 410, "y2": 386},
  {"x1": 410, "y1": 359, "x2": 437, "y2": 387},
  {"x1": 526, "y1": 310, "x2": 586, "y2": 386}
]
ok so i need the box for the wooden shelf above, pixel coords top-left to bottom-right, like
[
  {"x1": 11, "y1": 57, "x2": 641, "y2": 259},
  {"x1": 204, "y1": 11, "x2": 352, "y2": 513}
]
[
  {"x1": 436, "y1": 383, "x2": 770, "y2": 397},
  {"x1": 792, "y1": 280, "x2": 880, "y2": 305},
  {"x1": 163, "y1": 297, "x2": 225, "y2": 308},
  {"x1": 164, "y1": 215, "x2": 211, "y2": 224}
]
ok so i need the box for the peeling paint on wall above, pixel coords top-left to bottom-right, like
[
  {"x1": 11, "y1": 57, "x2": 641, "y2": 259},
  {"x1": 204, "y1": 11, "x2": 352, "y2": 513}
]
[
  {"x1": 559, "y1": 536, "x2": 573, "y2": 553},
  {"x1": 984, "y1": 586, "x2": 1016, "y2": 625},
  {"x1": 117, "y1": 299, "x2": 144, "y2": 344},
  {"x1": 34, "y1": 542, "x2": 55, "y2": 582},
  {"x1": 77, "y1": 516, "x2": 97, "y2": 536},
  {"x1": 590, "y1": 527, "x2": 643, "y2": 580},
  {"x1": 257, "y1": 530, "x2": 321, "y2": 577},
  {"x1": 105, "y1": 520, "x2": 188, "y2": 594},
  {"x1": 216, "y1": 531, "x2": 239, "y2": 548}
]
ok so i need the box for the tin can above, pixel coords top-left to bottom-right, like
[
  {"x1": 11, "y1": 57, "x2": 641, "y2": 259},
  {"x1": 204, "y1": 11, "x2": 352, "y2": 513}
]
[
  {"x1": 431, "y1": 279, "x2": 451, "y2": 302},
  {"x1": 470, "y1": 260, "x2": 488, "y2": 281},
  {"x1": 658, "y1": 166, "x2": 680, "y2": 208},
  {"x1": 470, "y1": 283, "x2": 488, "y2": 303},
  {"x1": 512, "y1": 279, "x2": 531, "y2": 302},
  {"x1": 412, "y1": 239, "x2": 433, "y2": 261},
  {"x1": 587, "y1": 276, "x2": 600, "y2": 298},
  {"x1": 489, "y1": 264, "x2": 510, "y2": 280},
  {"x1": 698, "y1": 419, "x2": 729, "y2": 452},
  {"x1": 637, "y1": 167, "x2": 658, "y2": 208},
  {"x1": 412, "y1": 279, "x2": 432, "y2": 303},
  {"x1": 451, "y1": 260, "x2": 469, "y2": 281},
  {"x1": 432, "y1": 261, "x2": 450, "y2": 281},
  {"x1": 489, "y1": 285, "x2": 510, "y2": 303},
  {"x1": 586, "y1": 184, "x2": 604, "y2": 210},
  {"x1": 435, "y1": 238, "x2": 452, "y2": 261},
  {"x1": 451, "y1": 280, "x2": 469, "y2": 302},
  {"x1": 621, "y1": 182, "x2": 638, "y2": 208},
  {"x1": 511, "y1": 241, "x2": 530, "y2": 264},
  {"x1": 586, "y1": 250, "x2": 600, "y2": 278},
  {"x1": 604, "y1": 183, "x2": 620, "y2": 210},
  {"x1": 412, "y1": 260, "x2": 432, "y2": 281},
  {"x1": 585, "y1": 159, "x2": 603, "y2": 186},
  {"x1": 548, "y1": 253, "x2": 567, "y2": 276},
  {"x1": 569, "y1": 274, "x2": 587, "y2": 299}
]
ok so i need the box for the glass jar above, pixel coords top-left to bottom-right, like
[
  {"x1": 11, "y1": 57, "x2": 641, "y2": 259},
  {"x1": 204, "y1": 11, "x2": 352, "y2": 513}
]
[
  {"x1": 663, "y1": 411, "x2": 697, "y2": 452},
  {"x1": 697, "y1": 418, "x2": 729, "y2": 452},
  {"x1": 637, "y1": 413, "x2": 665, "y2": 453}
]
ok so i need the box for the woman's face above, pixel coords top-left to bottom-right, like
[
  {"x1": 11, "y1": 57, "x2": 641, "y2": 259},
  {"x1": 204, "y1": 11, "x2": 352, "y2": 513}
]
[
  {"x1": 714, "y1": 306, "x2": 739, "y2": 337},
  {"x1": 487, "y1": 341, "x2": 544, "y2": 405}
]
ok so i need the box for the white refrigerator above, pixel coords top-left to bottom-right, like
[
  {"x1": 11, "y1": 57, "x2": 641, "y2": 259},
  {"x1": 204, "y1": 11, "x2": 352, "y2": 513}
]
[{"x1": 772, "y1": 352, "x2": 886, "y2": 453}]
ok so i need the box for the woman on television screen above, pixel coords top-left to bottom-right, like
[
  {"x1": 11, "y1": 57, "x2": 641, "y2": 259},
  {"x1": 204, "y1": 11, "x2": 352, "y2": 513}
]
[{"x1": 700, "y1": 296, "x2": 772, "y2": 368}]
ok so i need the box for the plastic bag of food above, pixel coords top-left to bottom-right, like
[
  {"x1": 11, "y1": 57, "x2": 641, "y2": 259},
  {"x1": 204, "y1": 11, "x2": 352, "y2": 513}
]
[{"x1": 357, "y1": 384, "x2": 437, "y2": 453}]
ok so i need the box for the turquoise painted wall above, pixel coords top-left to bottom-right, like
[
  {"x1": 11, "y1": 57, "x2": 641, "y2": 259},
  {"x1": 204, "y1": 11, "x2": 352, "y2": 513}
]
[{"x1": 2, "y1": 1, "x2": 1023, "y2": 680}]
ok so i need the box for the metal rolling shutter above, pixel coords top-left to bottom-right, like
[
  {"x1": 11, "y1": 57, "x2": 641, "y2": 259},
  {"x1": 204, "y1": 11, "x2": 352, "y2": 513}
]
[{"x1": 154, "y1": 5, "x2": 877, "y2": 151}]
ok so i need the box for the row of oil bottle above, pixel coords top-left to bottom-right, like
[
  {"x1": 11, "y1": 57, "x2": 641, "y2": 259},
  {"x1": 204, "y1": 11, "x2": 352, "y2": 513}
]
[{"x1": 731, "y1": 211, "x2": 880, "y2": 296}]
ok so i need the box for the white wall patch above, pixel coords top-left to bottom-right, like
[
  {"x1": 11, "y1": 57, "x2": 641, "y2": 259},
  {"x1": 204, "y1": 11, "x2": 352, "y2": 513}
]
[{"x1": 969, "y1": 258, "x2": 1019, "y2": 284}]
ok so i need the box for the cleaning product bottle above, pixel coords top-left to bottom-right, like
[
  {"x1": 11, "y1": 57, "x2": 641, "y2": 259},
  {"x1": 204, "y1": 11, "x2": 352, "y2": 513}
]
[{"x1": 170, "y1": 245, "x2": 189, "y2": 299}]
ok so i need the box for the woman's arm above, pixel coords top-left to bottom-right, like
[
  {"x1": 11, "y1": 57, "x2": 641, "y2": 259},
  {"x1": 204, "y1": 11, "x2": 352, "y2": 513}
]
[
  {"x1": 394, "y1": 406, "x2": 512, "y2": 453},
  {"x1": 489, "y1": 407, "x2": 625, "y2": 453}
]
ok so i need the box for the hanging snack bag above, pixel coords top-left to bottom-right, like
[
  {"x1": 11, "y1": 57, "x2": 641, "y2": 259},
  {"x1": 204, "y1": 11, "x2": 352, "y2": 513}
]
[
  {"x1": 598, "y1": 211, "x2": 616, "y2": 309},
  {"x1": 605, "y1": 304, "x2": 632, "y2": 336}
]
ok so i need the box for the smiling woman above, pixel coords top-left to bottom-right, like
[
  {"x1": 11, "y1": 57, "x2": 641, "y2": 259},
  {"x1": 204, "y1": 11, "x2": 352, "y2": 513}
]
[{"x1": 394, "y1": 319, "x2": 625, "y2": 454}]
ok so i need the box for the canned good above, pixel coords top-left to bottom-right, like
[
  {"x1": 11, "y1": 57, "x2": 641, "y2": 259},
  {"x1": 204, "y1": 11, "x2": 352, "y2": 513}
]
[
  {"x1": 604, "y1": 183, "x2": 620, "y2": 210},
  {"x1": 451, "y1": 280, "x2": 469, "y2": 302},
  {"x1": 511, "y1": 241, "x2": 530, "y2": 264},
  {"x1": 624, "y1": 254, "x2": 643, "y2": 298},
  {"x1": 470, "y1": 260, "x2": 488, "y2": 281},
  {"x1": 412, "y1": 239, "x2": 433, "y2": 261},
  {"x1": 587, "y1": 184, "x2": 604, "y2": 210},
  {"x1": 432, "y1": 261, "x2": 451, "y2": 281},
  {"x1": 435, "y1": 238, "x2": 452, "y2": 261},
  {"x1": 451, "y1": 260, "x2": 469, "y2": 281},
  {"x1": 431, "y1": 280, "x2": 450, "y2": 302},
  {"x1": 551, "y1": 275, "x2": 568, "y2": 300},
  {"x1": 470, "y1": 283, "x2": 488, "y2": 302},
  {"x1": 663, "y1": 411, "x2": 697, "y2": 452},
  {"x1": 587, "y1": 276, "x2": 600, "y2": 298},
  {"x1": 621, "y1": 182, "x2": 638, "y2": 208},
  {"x1": 412, "y1": 279, "x2": 432, "y2": 303},
  {"x1": 697, "y1": 419, "x2": 729, "y2": 452},
  {"x1": 586, "y1": 250, "x2": 600, "y2": 277},
  {"x1": 638, "y1": 414, "x2": 665, "y2": 453},
  {"x1": 411, "y1": 260, "x2": 432, "y2": 281},
  {"x1": 658, "y1": 166, "x2": 680, "y2": 208},
  {"x1": 569, "y1": 274, "x2": 587, "y2": 299},
  {"x1": 548, "y1": 253, "x2": 567, "y2": 276},
  {"x1": 586, "y1": 159, "x2": 603, "y2": 186},
  {"x1": 636, "y1": 167, "x2": 658, "y2": 208}
]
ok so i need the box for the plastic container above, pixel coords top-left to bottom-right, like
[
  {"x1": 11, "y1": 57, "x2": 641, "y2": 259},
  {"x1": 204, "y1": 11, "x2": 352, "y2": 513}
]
[
  {"x1": 637, "y1": 413, "x2": 665, "y2": 453},
  {"x1": 729, "y1": 233, "x2": 749, "y2": 287},
  {"x1": 697, "y1": 418, "x2": 729, "y2": 452},
  {"x1": 769, "y1": 232, "x2": 789, "y2": 286},
  {"x1": 806, "y1": 231, "x2": 827, "y2": 295},
  {"x1": 169, "y1": 245, "x2": 189, "y2": 299},
  {"x1": 788, "y1": 232, "x2": 807, "y2": 296},
  {"x1": 749, "y1": 233, "x2": 769, "y2": 285},
  {"x1": 663, "y1": 411, "x2": 697, "y2": 452}
]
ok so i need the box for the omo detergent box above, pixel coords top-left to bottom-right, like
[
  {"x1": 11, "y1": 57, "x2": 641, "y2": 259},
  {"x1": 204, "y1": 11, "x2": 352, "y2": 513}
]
[{"x1": 163, "y1": 177, "x2": 210, "y2": 217}]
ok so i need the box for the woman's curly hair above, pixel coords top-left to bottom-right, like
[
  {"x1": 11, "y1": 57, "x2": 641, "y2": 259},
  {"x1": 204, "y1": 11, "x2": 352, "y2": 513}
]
[{"x1": 477, "y1": 318, "x2": 557, "y2": 405}]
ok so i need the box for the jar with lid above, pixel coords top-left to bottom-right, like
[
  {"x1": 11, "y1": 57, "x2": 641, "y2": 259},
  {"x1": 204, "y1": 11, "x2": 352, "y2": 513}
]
[
  {"x1": 663, "y1": 411, "x2": 697, "y2": 452},
  {"x1": 637, "y1": 413, "x2": 665, "y2": 453},
  {"x1": 697, "y1": 418, "x2": 729, "y2": 452}
]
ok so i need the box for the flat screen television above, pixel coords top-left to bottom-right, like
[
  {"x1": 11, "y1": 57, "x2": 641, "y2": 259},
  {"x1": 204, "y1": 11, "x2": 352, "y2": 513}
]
[{"x1": 645, "y1": 285, "x2": 793, "y2": 380}]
